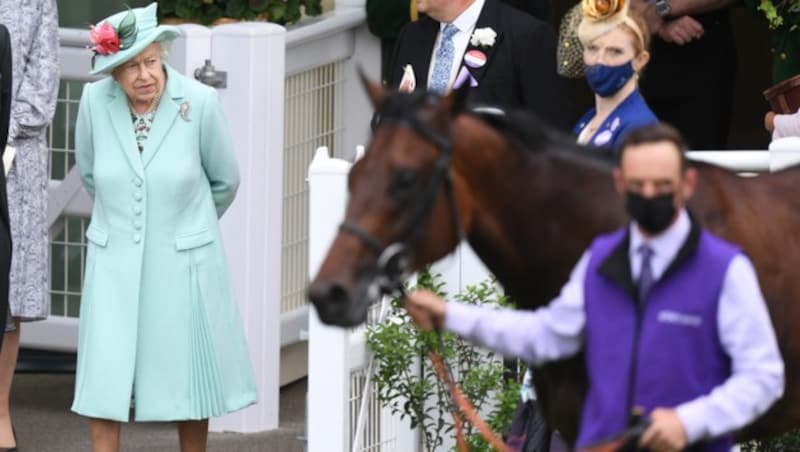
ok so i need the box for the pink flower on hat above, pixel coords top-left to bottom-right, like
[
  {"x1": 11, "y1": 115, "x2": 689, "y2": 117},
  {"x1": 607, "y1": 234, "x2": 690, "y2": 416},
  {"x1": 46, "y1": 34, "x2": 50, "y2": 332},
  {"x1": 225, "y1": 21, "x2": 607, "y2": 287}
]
[{"x1": 90, "y1": 22, "x2": 121, "y2": 55}]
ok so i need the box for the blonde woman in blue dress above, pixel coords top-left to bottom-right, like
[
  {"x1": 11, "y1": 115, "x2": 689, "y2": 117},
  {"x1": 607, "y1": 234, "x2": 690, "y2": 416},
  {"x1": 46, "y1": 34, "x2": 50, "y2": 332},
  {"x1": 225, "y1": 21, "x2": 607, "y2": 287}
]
[
  {"x1": 72, "y1": 4, "x2": 257, "y2": 451},
  {"x1": 571, "y1": 0, "x2": 658, "y2": 153}
]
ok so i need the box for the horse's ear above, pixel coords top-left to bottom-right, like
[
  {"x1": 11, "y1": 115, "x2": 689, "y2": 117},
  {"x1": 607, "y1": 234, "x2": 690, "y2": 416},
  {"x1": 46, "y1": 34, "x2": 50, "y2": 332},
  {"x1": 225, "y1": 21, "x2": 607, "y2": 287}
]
[
  {"x1": 358, "y1": 66, "x2": 388, "y2": 108},
  {"x1": 440, "y1": 82, "x2": 470, "y2": 117}
]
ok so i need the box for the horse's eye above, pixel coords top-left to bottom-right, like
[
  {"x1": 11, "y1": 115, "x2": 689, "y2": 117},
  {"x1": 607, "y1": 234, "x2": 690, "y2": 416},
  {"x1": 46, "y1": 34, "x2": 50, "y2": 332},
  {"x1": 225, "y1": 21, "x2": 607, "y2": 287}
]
[{"x1": 389, "y1": 168, "x2": 419, "y2": 201}]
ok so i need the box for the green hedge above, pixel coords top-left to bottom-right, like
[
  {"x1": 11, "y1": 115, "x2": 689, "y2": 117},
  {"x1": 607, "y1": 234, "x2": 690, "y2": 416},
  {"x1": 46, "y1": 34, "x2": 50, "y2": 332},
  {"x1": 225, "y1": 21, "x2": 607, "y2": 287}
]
[{"x1": 157, "y1": 0, "x2": 323, "y2": 25}]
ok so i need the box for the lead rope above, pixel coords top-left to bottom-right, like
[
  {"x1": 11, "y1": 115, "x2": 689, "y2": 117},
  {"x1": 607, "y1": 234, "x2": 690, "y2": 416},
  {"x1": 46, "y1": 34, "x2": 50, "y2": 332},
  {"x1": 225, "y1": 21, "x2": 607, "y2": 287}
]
[
  {"x1": 428, "y1": 328, "x2": 513, "y2": 452},
  {"x1": 391, "y1": 281, "x2": 510, "y2": 452}
]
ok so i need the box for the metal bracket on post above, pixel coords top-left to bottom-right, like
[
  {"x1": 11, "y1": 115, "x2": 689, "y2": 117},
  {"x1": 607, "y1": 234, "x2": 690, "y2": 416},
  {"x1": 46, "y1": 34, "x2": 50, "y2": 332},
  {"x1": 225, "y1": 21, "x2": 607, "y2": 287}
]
[{"x1": 194, "y1": 59, "x2": 227, "y2": 88}]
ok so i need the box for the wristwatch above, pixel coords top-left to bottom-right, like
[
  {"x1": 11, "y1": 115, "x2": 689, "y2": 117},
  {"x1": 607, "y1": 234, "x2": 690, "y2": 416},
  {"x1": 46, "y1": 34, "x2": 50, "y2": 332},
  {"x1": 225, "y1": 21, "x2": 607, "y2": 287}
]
[{"x1": 654, "y1": 0, "x2": 672, "y2": 18}]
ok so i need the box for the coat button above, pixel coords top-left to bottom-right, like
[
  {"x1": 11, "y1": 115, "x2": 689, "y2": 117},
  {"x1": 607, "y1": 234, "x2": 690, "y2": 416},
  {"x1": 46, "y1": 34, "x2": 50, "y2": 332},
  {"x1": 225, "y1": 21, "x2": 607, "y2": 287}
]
[
  {"x1": 133, "y1": 206, "x2": 142, "y2": 215},
  {"x1": 133, "y1": 233, "x2": 141, "y2": 243},
  {"x1": 133, "y1": 177, "x2": 143, "y2": 187},
  {"x1": 133, "y1": 221, "x2": 142, "y2": 230},
  {"x1": 133, "y1": 191, "x2": 143, "y2": 201}
]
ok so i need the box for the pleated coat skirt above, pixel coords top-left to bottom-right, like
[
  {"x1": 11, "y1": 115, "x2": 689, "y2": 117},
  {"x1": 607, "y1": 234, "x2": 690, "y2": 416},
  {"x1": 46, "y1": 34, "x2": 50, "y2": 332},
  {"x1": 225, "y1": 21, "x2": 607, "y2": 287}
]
[{"x1": 70, "y1": 67, "x2": 257, "y2": 421}]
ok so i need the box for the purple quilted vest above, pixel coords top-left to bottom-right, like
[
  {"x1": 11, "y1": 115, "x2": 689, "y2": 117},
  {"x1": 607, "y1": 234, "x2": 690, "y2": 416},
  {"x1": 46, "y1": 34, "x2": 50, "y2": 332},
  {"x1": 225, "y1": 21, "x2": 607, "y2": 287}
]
[{"x1": 576, "y1": 228, "x2": 738, "y2": 452}]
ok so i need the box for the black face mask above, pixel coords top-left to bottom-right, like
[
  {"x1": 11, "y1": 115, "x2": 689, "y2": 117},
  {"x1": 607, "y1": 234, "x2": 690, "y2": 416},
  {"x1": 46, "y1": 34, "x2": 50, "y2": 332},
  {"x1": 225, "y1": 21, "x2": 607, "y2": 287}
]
[{"x1": 625, "y1": 192, "x2": 677, "y2": 235}]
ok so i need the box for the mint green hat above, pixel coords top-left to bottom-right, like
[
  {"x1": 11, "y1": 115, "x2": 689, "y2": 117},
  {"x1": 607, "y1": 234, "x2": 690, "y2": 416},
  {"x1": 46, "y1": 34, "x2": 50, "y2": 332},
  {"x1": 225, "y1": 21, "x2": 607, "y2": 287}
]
[{"x1": 89, "y1": 3, "x2": 180, "y2": 75}]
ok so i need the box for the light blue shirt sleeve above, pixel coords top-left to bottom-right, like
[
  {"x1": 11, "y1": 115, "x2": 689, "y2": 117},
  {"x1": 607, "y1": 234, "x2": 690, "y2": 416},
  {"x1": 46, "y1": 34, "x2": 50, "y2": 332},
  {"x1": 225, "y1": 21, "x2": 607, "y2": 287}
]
[
  {"x1": 444, "y1": 251, "x2": 590, "y2": 365},
  {"x1": 676, "y1": 254, "x2": 785, "y2": 444}
]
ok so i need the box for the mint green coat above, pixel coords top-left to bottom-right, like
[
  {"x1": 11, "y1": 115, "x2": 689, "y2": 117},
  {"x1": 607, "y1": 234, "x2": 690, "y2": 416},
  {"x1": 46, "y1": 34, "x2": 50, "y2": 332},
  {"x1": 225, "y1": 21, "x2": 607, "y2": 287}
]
[{"x1": 71, "y1": 65, "x2": 257, "y2": 422}]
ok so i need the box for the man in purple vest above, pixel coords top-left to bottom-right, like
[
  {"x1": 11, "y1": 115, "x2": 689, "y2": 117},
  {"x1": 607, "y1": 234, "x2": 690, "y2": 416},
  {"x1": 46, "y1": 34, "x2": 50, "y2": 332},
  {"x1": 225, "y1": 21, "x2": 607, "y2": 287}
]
[{"x1": 405, "y1": 123, "x2": 784, "y2": 451}]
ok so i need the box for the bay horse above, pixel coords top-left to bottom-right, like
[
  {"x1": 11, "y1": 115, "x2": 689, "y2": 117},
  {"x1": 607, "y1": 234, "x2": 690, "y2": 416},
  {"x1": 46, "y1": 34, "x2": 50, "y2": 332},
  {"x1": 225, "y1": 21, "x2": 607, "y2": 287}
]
[{"x1": 307, "y1": 77, "x2": 800, "y2": 445}]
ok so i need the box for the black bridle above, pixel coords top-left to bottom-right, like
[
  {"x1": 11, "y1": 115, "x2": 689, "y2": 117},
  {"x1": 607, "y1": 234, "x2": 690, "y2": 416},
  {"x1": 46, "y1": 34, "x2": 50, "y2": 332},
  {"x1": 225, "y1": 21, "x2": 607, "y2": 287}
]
[{"x1": 339, "y1": 102, "x2": 464, "y2": 300}]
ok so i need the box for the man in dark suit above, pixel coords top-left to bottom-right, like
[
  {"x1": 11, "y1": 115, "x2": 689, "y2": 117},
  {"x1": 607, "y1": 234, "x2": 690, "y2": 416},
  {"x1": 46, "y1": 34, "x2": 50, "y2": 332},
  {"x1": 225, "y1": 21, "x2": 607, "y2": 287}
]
[
  {"x1": 0, "y1": 24, "x2": 13, "y2": 349},
  {"x1": 388, "y1": 0, "x2": 572, "y2": 131},
  {"x1": 501, "y1": 0, "x2": 552, "y2": 24}
]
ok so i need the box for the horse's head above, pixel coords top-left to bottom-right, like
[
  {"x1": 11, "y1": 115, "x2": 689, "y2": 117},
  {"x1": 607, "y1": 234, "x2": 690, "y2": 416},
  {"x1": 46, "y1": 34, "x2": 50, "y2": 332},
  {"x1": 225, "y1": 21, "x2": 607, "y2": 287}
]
[{"x1": 308, "y1": 74, "x2": 474, "y2": 327}]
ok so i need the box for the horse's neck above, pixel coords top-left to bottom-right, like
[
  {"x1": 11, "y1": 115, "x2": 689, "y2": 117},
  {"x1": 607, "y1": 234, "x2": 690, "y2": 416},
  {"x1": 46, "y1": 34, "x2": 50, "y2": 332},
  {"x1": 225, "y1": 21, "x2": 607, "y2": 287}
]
[{"x1": 453, "y1": 122, "x2": 626, "y2": 307}]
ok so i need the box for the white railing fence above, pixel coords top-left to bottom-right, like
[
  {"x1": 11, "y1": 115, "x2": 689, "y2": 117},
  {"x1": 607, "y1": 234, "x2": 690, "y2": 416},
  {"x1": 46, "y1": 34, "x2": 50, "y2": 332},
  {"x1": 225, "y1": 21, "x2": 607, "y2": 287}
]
[
  {"x1": 306, "y1": 140, "x2": 800, "y2": 451},
  {"x1": 689, "y1": 137, "x2": 800, "y2": 173}
]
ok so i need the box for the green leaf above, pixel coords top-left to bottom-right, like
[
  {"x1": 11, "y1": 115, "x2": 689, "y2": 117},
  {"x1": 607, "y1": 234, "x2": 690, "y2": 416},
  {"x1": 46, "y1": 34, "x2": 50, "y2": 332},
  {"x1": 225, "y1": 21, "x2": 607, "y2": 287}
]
[
  {"x1": 303, "y1": 0, "x2": 323, "y2": 16},
  {"x1": 116, "y1": 9, "x2": 138, "y2": 50},
  {"x1": 226, "y1": 0, "x2": 247, "y2": 17},
  {"x1": 249, "y1": 0, "x2": 270, "y2": 12},
  {"x1": 268, "y1": 1, "x2": 286, "y2": 22},
  {"x1": 758, "y1": 0, "x2": 784, "y2": 28},
  {"x1": 205, "y1": 5, "x2": 224, "y2": 24},
  {"x1": 285, "y1": 0, "x2": 302, "y2": 23},
  {"x1": 174, "y1": 3, "x2": 193, "y2": 19},
  {"x1": 158, "y1": 0, "x2": 177, "y2": 16}
]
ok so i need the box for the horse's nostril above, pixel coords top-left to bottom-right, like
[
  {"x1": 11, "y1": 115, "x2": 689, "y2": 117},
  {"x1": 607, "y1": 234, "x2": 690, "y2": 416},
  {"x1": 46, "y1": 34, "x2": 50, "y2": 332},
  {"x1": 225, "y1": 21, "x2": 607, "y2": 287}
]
[{"x1": 308, "y1": 280, "x2": 350, "y2": 311}]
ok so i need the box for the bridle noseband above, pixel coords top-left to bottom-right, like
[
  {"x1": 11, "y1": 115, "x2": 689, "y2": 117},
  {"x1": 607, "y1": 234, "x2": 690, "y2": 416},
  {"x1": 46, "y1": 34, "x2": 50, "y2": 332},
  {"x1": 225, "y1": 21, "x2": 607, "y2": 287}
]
[{"x1": 339, "y1": 101, "x2": 464, "y2": 301}]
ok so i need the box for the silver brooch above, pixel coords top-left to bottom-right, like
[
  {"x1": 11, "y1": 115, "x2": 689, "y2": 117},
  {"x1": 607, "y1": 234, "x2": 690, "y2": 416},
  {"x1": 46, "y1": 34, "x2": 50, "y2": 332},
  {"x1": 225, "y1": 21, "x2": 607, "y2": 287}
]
[{"x1": 180, "y1": 101, "x2": 191, "y2": 122}]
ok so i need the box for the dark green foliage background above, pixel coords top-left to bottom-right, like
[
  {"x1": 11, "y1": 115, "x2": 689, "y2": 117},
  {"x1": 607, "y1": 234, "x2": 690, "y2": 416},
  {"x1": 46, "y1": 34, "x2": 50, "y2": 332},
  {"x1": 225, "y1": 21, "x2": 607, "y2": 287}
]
[{"x1": 158, "y1": 0, "x2": 323, "y2": 25}]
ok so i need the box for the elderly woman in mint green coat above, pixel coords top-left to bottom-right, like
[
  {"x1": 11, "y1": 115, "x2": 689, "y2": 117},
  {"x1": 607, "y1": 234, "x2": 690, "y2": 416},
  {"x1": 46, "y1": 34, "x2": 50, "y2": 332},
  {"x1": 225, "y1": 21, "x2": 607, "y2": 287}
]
[{"x1": 72, "y1": 4, "x2": 256, "y2": 452}]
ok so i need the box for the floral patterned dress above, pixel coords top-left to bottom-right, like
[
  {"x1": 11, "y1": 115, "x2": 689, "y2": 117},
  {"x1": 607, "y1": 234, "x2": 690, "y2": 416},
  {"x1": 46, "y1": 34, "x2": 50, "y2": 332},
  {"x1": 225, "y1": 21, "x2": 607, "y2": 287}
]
[
  {"x1": 131, "y1": 99, "x2": 160, "y2": 153},
  {"x1": 0, "y1": 0, "x2": 60, "y2": 322}
]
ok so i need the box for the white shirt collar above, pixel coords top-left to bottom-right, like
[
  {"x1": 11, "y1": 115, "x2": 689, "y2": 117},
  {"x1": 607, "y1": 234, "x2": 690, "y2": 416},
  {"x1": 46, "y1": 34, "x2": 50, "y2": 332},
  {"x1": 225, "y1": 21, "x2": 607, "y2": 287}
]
[
  {"x1": 442, "y1": 0, "x2": 485, "y2": 34},
  {"x1": 628, "y1": 208, "x2": 691, "y2": 280}
]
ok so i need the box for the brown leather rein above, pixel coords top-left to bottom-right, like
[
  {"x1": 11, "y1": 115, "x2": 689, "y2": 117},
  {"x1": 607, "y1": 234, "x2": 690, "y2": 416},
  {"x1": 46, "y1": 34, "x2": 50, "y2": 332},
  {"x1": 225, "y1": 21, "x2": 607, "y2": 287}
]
[{"x1": 427, "y1": 340, "x2": 513, "y2": 452}]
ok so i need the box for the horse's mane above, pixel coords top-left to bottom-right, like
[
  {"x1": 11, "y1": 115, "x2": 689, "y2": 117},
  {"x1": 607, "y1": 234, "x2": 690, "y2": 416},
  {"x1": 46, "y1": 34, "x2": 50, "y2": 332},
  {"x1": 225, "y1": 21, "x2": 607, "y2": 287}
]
[
  {"x1": 466, "y1": 103, "x2": 615, "y2": 167},
  {"x1": 467, "y1": 104, "x2": 576, "y2": 152},
  {"x1": 375, "y1": 90, "x2": 432, "y2": 123},
  {"x1": 374, "y1": 90, "x2": 614, "y2": 168}
]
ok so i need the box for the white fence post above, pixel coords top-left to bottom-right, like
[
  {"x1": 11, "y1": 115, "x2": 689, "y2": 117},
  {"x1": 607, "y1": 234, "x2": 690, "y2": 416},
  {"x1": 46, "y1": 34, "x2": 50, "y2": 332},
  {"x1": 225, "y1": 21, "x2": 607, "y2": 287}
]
[
  {"x1": 210, "y1": 22, "x2": 287, "y2": 433},
  {"x1": 308, "y1": 147, "x2": 352, "y2": 452},
  {"x1": 168, "y1": 24, "x2": 212, "y2": 74}
]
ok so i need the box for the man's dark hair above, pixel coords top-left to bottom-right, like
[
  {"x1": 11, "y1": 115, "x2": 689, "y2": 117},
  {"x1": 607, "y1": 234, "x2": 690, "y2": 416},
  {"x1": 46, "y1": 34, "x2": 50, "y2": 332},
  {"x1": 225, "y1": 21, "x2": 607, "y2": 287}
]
[{"x1": 619, "y1": 123, "x2": 689, "y2": 171}]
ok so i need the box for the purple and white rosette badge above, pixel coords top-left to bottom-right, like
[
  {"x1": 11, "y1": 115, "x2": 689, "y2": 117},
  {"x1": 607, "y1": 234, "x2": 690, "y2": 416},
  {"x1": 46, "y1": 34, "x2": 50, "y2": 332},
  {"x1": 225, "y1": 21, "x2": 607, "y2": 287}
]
[{"x1": 464, "y1": 50, "x2": 487, "y2": 69}]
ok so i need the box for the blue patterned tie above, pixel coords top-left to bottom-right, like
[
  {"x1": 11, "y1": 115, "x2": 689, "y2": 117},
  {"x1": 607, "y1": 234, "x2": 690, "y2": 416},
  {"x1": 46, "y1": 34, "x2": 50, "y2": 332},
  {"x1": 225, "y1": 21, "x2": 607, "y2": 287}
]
[
  {"x1": 429, "y1": 24, "x2": 459, "y2": 94},
  {"x1": 637, "y1": 244, "x2": 655, "y2": 304}
]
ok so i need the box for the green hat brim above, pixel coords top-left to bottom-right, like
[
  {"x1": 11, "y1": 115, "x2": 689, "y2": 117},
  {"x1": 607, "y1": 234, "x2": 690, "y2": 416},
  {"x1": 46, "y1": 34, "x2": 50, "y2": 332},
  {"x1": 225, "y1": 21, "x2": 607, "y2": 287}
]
[{"x1": 90, "y1": 25, "x2": 181, "y2": 75}]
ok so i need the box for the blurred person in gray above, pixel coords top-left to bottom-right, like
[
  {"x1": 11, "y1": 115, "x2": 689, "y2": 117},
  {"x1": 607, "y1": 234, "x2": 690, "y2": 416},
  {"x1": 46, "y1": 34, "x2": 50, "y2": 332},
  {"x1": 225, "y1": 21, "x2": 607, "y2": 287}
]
[{"x1": 0, "y1": 0, "x2": 60, "y2": 450}]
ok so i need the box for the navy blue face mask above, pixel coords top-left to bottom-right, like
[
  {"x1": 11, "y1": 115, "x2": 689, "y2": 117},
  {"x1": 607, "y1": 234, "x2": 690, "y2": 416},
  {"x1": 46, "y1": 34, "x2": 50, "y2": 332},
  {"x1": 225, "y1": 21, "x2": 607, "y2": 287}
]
[{"x1": 584, "y1": 61, "x2": 635, "y2": 97}]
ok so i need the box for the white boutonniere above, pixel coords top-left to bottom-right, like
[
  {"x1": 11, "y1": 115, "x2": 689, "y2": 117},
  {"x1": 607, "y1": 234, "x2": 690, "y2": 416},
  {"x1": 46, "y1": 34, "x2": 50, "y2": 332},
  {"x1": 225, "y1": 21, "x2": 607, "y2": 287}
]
[{"x1": 470, "y1": 27, "x2": 497, "y2": 48}]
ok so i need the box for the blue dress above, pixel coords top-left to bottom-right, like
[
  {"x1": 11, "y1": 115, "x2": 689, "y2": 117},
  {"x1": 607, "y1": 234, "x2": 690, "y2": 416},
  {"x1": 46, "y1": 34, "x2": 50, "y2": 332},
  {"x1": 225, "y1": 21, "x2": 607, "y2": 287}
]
[{"x1": 573, "y1": 90, "x2": 659, "y2": 153}]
